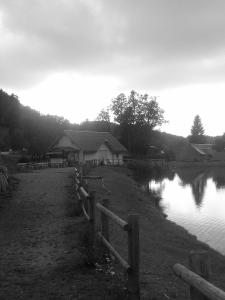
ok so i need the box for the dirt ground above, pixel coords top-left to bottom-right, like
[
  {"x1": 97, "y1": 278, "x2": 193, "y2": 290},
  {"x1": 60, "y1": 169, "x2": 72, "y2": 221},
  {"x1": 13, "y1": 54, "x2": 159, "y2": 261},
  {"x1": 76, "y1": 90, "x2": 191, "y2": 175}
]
[
  {"x1": 0, "y1": 168, "x2": 122, "y2": 300},
  {"x1": 2, "y1": 166, "x2": 225, "y2": 300},
  {"x1": 88, "y1": 166, "x2": 225, "y2": 300}
]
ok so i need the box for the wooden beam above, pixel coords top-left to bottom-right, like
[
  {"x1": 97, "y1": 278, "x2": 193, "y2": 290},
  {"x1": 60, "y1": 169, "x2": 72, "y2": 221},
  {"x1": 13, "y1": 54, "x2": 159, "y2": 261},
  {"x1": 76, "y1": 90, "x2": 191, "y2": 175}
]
[
  {"x1": 96, "y1": 203, "x2": 129, "y2": 231},
  {"x1": 173, "y1": 264, "x2": 225, "y2": 300},
  {"x1": 98, "y1": 232, "x2": 130, "y2": 271}
]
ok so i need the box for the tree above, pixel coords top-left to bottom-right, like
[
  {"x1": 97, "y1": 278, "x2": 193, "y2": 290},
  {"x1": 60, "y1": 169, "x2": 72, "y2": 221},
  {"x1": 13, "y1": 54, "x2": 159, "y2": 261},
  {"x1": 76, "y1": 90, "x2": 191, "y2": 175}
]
[
  {"x1": 213, "y1": 133, "x2": 225, "y2": 151},
  {"x1": 191, "y1": 115, "x2": 204, "y2": 136},
  {"x1": 111, "y1": 90, "x2": 165, "y2": 128},
  {"x1": 96, "y1": 108, "x2": 110, "y2": 122},
  {"x1": 110, "y1": 90, "x2": 166, "y2": 154},
  {"x1": 189, "y1": 115, "x2": 205, "y2": 143}
]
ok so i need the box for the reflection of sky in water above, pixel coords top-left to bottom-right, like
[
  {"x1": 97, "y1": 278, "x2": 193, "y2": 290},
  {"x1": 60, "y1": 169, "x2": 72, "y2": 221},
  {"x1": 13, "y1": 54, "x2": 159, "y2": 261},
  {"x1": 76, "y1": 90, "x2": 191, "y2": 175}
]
[{"x1": 150, "y1": 174, "x2": 225, "y2": 255}]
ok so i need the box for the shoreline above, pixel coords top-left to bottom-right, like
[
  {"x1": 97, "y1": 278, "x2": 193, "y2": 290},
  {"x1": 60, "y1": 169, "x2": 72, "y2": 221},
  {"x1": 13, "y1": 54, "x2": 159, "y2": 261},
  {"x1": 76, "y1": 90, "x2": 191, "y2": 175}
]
[{"x1": 88, "y1": 165, "x2": 225, "y2": 300}]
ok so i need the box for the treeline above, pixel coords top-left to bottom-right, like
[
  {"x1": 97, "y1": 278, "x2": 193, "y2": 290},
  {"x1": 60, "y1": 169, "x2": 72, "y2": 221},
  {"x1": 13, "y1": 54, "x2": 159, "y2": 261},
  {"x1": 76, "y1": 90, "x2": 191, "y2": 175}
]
[
  {"x1": 0, "y1": 89, "x2": 122, "y2": 155},
  {"x1": 0, "y1": 89, "x2": 76, "y2": 154},
  {"x1": 0, "y1": 88, "x2": 201, "y2": 160}
]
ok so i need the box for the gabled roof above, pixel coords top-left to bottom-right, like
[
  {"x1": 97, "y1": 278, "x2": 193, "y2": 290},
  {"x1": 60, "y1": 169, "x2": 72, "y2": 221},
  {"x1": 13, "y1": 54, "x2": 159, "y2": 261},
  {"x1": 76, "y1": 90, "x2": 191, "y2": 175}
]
[
  {"x1": 63, "y1": 130, "x2": 127, "y2": 153},
  {"x1": 191, "y1": 144, "x2": 213, "y2": 156}
]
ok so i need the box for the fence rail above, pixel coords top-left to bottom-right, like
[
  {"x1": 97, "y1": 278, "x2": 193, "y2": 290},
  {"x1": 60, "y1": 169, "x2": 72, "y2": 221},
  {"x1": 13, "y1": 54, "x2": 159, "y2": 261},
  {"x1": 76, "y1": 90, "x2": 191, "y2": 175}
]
[
  {"x1": 96, "y1": 202, "x2": 129, "y2": 230},
  {"x1": 173, "y1": 251, "x2": 225, "y2": 300},
  {"x1": 74, "y1": 167, "x2": 140, "y2": 300}
]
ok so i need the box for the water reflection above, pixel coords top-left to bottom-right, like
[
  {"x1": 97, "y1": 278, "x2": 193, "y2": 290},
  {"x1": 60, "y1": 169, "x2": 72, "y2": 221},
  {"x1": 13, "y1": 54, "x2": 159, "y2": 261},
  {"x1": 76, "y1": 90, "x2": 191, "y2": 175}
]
[
  {"x1": 144, "y1": 167, "x2": 225, "y2": 209},
  {"x1": 176, "y1": 169, "x2": 209, "y2": 208},
  {"x1": 142, "y1": 167, "x2": 225, "y2": 255}
]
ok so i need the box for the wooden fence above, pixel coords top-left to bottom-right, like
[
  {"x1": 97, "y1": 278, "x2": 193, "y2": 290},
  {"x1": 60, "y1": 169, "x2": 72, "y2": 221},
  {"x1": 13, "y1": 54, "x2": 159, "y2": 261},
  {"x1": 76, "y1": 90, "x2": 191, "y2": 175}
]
[
  {"x1": 74, "y1": 167, "x2": 140, "y2": 300},
  {"x1": 17, "y1": 161, "x2": 68, "y2": 171},
  {"x1": 74, "y1": 164, "x2": 225, "y2": 300},
  {"x1": 173, "y1": 250, "x2": 225, "y2": 300},
  {"x1": 0, "y1": 166, "x2": 8, "y2": 193}
]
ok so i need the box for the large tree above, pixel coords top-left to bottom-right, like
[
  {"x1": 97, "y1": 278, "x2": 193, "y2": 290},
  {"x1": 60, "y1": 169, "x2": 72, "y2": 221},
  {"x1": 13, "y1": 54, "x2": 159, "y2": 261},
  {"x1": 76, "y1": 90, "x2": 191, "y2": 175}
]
[
  {"x1": 110, "y1": 90, "x2": 166, "y2": 154},
  {"x1": 189, "y1": 115, "x2": 205, "y2": 143},
  {"x1": 111, "y1": 91, "x2": 165, "y2": 128}
]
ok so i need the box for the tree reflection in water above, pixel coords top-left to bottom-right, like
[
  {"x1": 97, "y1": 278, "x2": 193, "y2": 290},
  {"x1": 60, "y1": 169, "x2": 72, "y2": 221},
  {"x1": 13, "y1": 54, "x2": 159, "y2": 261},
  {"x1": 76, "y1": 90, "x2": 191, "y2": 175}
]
[
  {"x1": 143, "y1": 167, "x2": 225, "y2": 209},
  {"x1": 141, "y1": 168, "x2": 175, "y2": 209}
]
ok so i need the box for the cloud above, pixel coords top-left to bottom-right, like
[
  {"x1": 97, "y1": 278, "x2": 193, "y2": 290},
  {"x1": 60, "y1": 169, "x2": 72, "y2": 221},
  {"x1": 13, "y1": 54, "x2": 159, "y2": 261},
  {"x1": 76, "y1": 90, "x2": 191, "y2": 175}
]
[{"x1": 1, "y1": 0, "x2": 225, "y2": 89}]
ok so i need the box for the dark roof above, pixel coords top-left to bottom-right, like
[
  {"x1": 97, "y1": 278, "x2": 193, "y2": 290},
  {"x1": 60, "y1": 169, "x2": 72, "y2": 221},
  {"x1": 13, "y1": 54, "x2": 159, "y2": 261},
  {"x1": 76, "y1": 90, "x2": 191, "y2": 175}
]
[
  {"x1": 64, "y1": 130, "x2": 127, "y2": 153},
  {"x1": 191, "y1": 144, "x2": 213, "y2": 156}
]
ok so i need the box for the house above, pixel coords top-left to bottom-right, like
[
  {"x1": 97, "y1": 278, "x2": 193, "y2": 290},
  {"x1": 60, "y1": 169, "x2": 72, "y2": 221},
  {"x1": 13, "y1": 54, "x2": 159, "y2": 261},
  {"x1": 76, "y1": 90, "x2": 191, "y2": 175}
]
[
  {"x1": 48, "y1": 130, "x2": 127, "y2": 166},
  {"x1": 191, "y1": 144, "x2": 213, "y2": 160},
  {"x1": 178, "y1": 143, "x2": 225, "y2": 162}
]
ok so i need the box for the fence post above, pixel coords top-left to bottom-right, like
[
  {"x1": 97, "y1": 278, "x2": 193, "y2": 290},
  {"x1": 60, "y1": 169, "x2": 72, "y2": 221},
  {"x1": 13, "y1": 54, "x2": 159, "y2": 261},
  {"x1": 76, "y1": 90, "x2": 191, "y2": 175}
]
[
  {"x1": 189, "y1": 250, "x2": 210, "y2": 300},
  {"x1": 127, "y1": 214, "x2": 140, "y2": 300},
  {"x1": 88, "y1": 191, "x2": 96, "y2": 251},
  {"x1": 101, "y1": 199, "x2": 110, "y2": 241},
  {"x1": 74, "y1": 170, "x2": 82, "y2": 215},
  {"x1": 77, "y1": 184, "x2": 82, "y2": 215}
]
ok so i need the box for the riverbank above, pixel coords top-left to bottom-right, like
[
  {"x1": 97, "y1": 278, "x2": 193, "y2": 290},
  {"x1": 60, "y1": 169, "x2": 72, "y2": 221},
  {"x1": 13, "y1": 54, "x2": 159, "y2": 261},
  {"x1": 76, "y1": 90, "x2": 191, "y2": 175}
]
[{"x1": 88, "y1": 165, "x2": 225, "y2": 300}]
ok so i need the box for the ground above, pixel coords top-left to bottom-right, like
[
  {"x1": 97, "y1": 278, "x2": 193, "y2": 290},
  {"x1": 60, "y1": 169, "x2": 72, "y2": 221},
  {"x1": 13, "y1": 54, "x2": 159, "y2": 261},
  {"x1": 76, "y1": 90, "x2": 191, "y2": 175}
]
[
  {"x1": 88, "y1": 166, "x2": 225, "y2": 300},
  {"x1": 2, "y1": 166, "x2": 225, "y2": 300},
  {"x1": 0, "y1": 168, "x2": 123, "y2": 300}
]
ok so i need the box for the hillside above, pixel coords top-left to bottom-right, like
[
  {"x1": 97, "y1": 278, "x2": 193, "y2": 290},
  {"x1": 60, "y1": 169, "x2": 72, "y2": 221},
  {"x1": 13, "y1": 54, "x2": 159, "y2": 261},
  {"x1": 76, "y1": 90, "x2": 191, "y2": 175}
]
[
  {"x1": 0, "y1": 89, "x2": 78, "y2": 154},
  {"x1": 149, "y1": 131, "x2": 189, "y2": 160},
  {"x1": 0, "y1": 89, "x2": 122, "y2": 156}
]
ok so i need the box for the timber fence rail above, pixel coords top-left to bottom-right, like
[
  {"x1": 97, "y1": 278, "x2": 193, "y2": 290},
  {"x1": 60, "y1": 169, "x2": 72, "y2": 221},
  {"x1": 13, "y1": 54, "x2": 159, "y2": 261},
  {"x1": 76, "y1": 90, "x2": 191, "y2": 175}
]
[
  {"x1": 0, "y1": 166, "x2": 8, "y2": 193},
  {"x1": 74, "y1": 167, "x2": 140, "y2": 300},
  {"x1": 173, "y1": 250, "x2": 225, "y2": 300}
]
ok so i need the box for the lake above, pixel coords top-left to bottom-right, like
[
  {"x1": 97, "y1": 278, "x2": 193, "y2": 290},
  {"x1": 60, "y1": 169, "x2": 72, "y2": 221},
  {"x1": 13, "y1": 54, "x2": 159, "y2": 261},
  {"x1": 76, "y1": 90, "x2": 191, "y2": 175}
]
[{"x1": 143, "y1": 167, "x2": 225, "y2": 255}]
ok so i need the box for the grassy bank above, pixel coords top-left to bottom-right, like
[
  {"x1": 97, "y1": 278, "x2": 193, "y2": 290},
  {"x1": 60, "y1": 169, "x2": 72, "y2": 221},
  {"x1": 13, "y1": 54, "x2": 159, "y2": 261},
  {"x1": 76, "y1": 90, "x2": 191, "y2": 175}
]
[{"x1": 87, "y1": 165, "x2": 225, "y2": 300}]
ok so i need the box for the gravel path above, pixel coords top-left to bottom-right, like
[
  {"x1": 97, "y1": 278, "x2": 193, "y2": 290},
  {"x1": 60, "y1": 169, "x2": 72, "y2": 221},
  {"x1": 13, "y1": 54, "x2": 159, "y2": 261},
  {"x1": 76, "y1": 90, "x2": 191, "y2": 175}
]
[{"x1": 0, "y1": 168, "x2": 82, "y2": 300}]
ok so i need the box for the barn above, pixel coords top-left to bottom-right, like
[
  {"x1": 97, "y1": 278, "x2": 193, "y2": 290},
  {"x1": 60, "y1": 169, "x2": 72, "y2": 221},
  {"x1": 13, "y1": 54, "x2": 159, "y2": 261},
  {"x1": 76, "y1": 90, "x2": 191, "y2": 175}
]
[
  {"x1": 178, "y1": 143, "x2": 225, "y2": 162},
  {"x1": 48, "y1": 130, "x2": 127, "y2": 166}
]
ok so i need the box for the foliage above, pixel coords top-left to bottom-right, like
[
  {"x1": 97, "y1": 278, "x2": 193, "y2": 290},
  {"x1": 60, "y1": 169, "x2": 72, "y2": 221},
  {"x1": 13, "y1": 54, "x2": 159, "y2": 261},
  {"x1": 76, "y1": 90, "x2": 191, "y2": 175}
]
[
  {"x1": 0, "y1": 89, "x2": 74, "y2": 154},
  {"x1": 213, "y1": 134, "x2": 225, "y2": 151},
  {"x1": 96, "y1": 108, "x2": 110, "y2": 123},
  {"x1": 189, "y1": 115, "x2": 206, "y2": 143},
  {"x1": 109, "y1": 90, "x2": 166, "y2": 154},
  {"x1": 111, "y1": 90, "x2": 165, "y2": 128}
]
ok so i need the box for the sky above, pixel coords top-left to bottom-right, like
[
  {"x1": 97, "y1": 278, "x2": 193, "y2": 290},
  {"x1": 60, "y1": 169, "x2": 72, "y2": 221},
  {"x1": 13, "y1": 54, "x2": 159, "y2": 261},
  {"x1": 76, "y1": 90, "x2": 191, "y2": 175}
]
[{"x1": 1, "y1": 0, "x2": 225, "y2": 137}]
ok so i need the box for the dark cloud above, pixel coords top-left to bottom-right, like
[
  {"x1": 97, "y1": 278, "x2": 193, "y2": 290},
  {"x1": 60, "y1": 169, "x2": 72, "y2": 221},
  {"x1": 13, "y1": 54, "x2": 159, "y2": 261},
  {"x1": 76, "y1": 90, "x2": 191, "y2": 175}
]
[{"x1": 1, "y1": 0, "x2": 225, "y2": 89}]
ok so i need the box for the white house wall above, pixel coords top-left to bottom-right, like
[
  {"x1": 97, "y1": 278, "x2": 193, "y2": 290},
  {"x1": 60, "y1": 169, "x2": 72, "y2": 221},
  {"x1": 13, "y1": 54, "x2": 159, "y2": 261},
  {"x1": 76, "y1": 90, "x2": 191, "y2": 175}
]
[{"x1": 83, "y1": 143, "x2": 123, "y2": 165}]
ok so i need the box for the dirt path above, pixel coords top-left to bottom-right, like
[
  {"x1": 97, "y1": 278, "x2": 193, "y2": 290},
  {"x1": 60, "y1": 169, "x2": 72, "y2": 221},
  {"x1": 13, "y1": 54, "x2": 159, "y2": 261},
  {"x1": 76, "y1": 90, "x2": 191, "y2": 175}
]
[{"x1": 0, "y1": 168, "x2": 82, "y2": 299}]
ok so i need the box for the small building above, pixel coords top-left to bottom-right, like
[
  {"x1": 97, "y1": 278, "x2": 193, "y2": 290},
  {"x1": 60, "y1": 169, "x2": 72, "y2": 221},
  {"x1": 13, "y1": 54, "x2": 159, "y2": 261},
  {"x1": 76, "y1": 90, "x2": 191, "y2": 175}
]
[
  {"x1": 191, "y1": 144, "x2": 213, "y2": 161},
  {"x1": 48, "y1": 130, "x2": 127, "y2": 166},
  {"x1": 178, "y1": 143, "x2": 225, "y2": 162}
]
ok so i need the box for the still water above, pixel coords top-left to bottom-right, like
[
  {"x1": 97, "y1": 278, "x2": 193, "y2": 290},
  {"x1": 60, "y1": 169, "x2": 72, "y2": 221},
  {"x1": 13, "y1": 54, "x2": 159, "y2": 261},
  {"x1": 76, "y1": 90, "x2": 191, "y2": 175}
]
[{"x1": 144, "y1": 168, "x2": 225, "y2": 255}]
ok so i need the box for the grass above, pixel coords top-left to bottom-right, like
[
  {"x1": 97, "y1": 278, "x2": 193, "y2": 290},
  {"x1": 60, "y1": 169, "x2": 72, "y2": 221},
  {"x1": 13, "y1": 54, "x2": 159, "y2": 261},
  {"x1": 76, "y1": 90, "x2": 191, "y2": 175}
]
[
  {"x1": 86, "y1": 165, "x2": 225, "y2": 299},
  {"x1": 76, "y1": 219, "x2": 128, "y2": 299}
]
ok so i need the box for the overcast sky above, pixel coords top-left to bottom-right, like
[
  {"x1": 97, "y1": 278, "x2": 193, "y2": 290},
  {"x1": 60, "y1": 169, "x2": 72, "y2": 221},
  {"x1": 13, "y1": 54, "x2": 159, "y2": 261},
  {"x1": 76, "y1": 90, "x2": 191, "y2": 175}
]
[{"x1": 1, "y1": 0, "x2": 225, "y2": 137}]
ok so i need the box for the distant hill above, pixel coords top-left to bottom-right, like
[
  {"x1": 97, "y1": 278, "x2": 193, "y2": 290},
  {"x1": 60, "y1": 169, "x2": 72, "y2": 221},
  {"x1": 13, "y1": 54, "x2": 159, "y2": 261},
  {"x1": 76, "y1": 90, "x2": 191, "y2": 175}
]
[
  {"x1": 149, "y1": 131, "x2": 189, "y2": 160},
  {"x1": 0, "y1": 89, "x2": 119, "y2": 156},
  {"x1": 0, "y1": 89, "x2": 77, "y2": 154}
]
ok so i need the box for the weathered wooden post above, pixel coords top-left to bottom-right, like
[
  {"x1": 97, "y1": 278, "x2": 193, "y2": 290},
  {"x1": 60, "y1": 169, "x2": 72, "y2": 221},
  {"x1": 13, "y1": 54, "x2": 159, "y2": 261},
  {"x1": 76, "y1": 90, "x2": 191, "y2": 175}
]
[
  {"x1": 76, "y1": 183, "x2": 83, "y2": 215},
  {"x1": 127, "y1": 214, "x2": 140, "y2": 300},
  {"x1": 0, "y1": 173, "x2": 8, "y2": 193},
  {"x1": 88, "y1": 191, "x2": 96, "y2": 251},
  {"x1": 189, "y1": 250, "x2": 210, "y2": 300},
  {"x1": 101, "y1": 199, "x2": 110, "y2": 241}
]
